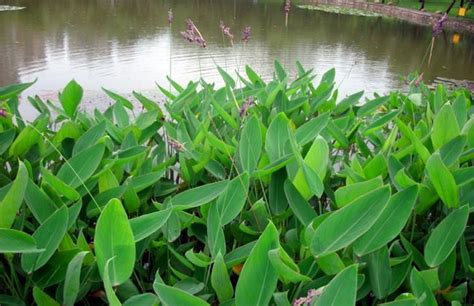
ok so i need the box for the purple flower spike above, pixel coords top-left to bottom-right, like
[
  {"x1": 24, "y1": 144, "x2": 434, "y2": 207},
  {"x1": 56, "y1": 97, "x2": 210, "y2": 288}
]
[
  {"x1": 241, "y1": 26, "x2": 251, "y2": 43},
  {"x1": 432, "y1": 13, "x2": 448, "y2": 37},
  {"x1": 220, "y1": 20, "x2": 234, "y2": 46},
  {"x1": 240, "y1": 97, "x2": 254, "y2": 118},
  {"x1": 284, "y1": 0, "x2": 291, "y2": 14},
  {"x1": 180, "y1": 19, "x2": 207, "y2": 48},
  {"x1": 0, "y1": 108, "x2": 6, "y2": 118},
  {"x1": 168, "y1": 9, "x2": 173, "y2": 24}
]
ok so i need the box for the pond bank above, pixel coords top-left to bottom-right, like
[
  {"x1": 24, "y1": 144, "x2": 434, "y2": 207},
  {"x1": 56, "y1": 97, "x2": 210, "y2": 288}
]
[{"x1": 302, "y1": 0, "x2": 474, "y2": 33}]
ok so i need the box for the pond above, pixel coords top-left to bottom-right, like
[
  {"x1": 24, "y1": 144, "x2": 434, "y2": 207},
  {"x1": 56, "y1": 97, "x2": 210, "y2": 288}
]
[{"x1": 1, "y1": 0, "x2": 473, "y2": 105}]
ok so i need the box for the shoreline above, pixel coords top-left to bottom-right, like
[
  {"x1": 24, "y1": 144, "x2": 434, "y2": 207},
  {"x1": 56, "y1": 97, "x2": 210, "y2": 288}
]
[{"x1": 301, "y1": 0, "x2": 474, "y2": 33}]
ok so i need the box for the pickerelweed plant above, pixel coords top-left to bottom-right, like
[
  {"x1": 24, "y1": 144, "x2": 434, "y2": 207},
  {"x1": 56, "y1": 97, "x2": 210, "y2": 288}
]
[{"x1": 0, "y1": 62, "x2": 473, "y2": 305}]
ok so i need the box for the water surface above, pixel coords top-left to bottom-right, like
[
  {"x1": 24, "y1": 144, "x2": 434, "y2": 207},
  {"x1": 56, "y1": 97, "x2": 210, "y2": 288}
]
[{"x1": 1, "y1": 0, "x2": 473, "y2": 108}]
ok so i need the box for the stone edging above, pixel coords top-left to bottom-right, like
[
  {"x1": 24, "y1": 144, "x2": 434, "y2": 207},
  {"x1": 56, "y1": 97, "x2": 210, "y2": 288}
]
[{"x1": 304, "y1": 0, "x2": 474, "y2": 33}]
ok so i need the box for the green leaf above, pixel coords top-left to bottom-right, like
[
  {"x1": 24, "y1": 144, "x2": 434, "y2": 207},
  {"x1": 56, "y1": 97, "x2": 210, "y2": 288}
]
[
  {"x1": 425, "y1": 153, "x2": 459, "y2": 208},
  {"x1": 314, "y1": 265, "x2": 357, "y2": 306},
  {"x1": 334, "y1": 91, "x2": 364, "y2": 114},
  {"x1": 0, "y1": 161, "x2": 28, "y2": 228},
  {"x1": 207, "y1": 203, "x2": 226, "y2": 258},
  {"x1": 103, "y1": 258, "x2": 122, "y2": 306},
  {"x1": 57, "y1": 142, "x2": 105, "y2": 188},
  {"x1": 367, "y1": 246, "x2": 391, "y2": 299},
  {"x1": 265, "y1": 113, "x2": 291, "y2": 163},
  {"x1": 32, "y1": 287, "x2": 60, "y2": 306},
  {"x1": 0, "y1": 229, "x2": 42, "y2": 253},
  {"x1": 431, "y1": 103, "x2": 460, "y2": 150},
  {"x1": 424, "y1": 205, "x2": 469, "y2": 267},
  {"x1": 353, "y1": 186, "x2": 418, "y2": 256},
  {"x1": 211, "y1": 252, "x2": 234, "y2": 303},
  {"x1": 102, "y1": 87, "x2": 133, "y2": 109},
  {"x1": 95, "y1": 199, "x2": 135, "y2": 286},
  {"x1": 0, "y1": 129, "x2": 16, "y2": 155},
  {"x1": 217, "y1": 66, "x2": 236, "y2": 88},
  {"x1": 130, "y1": 208, "x2": 172, "y2": 242},
  {"x1": 21, "y1": 206, "x2": 69, "y2": 273},
  {"x1": 334, "y1": 177, "x2": 383, "y2": 208},
  {"x1": 239, "y1": 115, "x2": 262, "y2": 174},
  {"x1": 123, "y1": 293, "x2": 159, "y2": 306},
  {"x1": 73, "y1": 121, "x2": 106, "y2": 155},
  {"x1": 410, "y1": 268, "x2": 437, "y2": 306},
  {"x1": 268, "y1": 247, "x2": 311, "y2": 284},
  {"x1": 153, "y1": 282, "x2": 209, "y2": 306},
  {"x1": 293, "y1": 136, "x2": 328, "y2": 199},
  {"x1": 295, "y1": 112, "x2": 330, "y2": 146},
  {"x1": 311, "y1": 186, "x2": 390, "y2": 257},
  {"x1": 63, "y1": 251, "x2": 89, "y2": 306},
  {"x1": 172, "y1": 181, "x2": 228, "y2": 210},
  {"x1": 59, "y1": 80, "x2": 83, "y2": 117},
  {"x1": 235, "y1": 222, "x2": 280, "y2": 306},
  {"x1": 215, "y1": 173, "x2": 249, "y2": 225},
  {"x1": 0, "y1": 80, "x2": 36, "y2": 101},
  {"x1": 284, "y1": 179, "x2": 317, "y2": 227}
]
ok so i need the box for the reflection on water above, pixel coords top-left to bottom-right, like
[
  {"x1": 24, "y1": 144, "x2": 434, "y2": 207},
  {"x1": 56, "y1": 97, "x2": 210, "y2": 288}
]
[{"x1": 0, "y1": 0, "x2": 473, "y2": 102}]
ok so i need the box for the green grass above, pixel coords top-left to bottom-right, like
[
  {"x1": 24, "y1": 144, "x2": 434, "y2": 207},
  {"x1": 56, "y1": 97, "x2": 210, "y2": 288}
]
[{"x1": 394, "y1": 0, "x2": 474, "y2": 20}]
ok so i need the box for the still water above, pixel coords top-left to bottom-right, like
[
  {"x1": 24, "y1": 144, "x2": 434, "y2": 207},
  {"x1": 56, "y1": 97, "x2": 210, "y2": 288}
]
[{"x1": 1, "y1": 0, "x2": 473, "y2": 105}]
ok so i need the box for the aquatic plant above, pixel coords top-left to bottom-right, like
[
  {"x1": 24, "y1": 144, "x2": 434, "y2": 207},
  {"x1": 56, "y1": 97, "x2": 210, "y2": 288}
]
[
  {"x1": 180, "y1": 19, "x2": 207, "y2": 48},
  {"x1": 241, "y1": 26, "x2": 251, "y2": 43},
  {"x1": 0, "y1": 62, "x2": 473, "y2": 305},
  {"x1": 219, "y1": 20, "x2": 234, "y2": 46}
]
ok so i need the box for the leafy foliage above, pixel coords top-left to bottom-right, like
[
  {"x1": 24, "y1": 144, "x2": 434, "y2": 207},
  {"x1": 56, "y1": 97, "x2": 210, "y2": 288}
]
[{"x1": 0, "y1": 62, "x2": 472, "y2": 305}]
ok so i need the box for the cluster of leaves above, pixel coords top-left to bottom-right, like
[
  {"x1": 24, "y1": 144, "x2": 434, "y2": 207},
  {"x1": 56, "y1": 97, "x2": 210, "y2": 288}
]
[{"x1": 0, "y1": 61, "x2": 473, "y2": 306}]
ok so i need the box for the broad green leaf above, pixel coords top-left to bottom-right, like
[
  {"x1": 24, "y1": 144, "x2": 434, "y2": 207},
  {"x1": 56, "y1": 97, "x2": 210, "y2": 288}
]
[
  {"x1": 0, "y1": 229, "x2": 42, "y2": 253},
  {"x1": 311, "y1": 186, "x2": 390, "y2": 257},
  {"x1": 207, "y1": 203, "x2": 226, "y2": 258},
  {"x1": 21, "y1": 206, "x2": 69, "y2": 273},
  {"x1": 314, "y1": 265, "x2": 357, "y2": 306},
  {"x1": 431, "y1": 103, "x2": 460, "y2": 150},
  {"x1": 217, "y1": 65, "x2": 236, "y2": 88},
  {"x1": 295, "y1": 112, "x2": 330, "y2": 146},
  {"x1": 153, "y1": 282, "x2": 209, "y2": 306},
  {"x1": 379, "y1": 300, "x2": 416, "y2": 306},
  {"x1": 216, "y1": 173, "x2": 249, "y2": 225},
  {"x1": 32, "y1": 287, "x2": 60, "y2": 306},
  {"x1": 123, "y1": 293, "x2": 159, "y2": 306},
  {"x1": 95, "y1": 199, "x2": 135, "y2": 286},
  {"x1": 73, "y1": 121, "x2": 106, "y2": 155},
  {"x1": 239, "y1": 115, "x2": 262, "y2": 174},
  {"x1": 353, "y1": 186, "x2": 418, "y2": 256},
  {"x1": 334, "y1": 177, "x2": 383, "y2": 208},
  {"x1": 265, "y1": 112, "x2": 291, "y2": 163},
  {"x1": 357, "y1": 95, "x2": 389, "y2": 117},
  {"x1": 104, "y1": 258, "x2": 122, "y2": 306},
  {"x1": 41, "y1": 166, "x2": 80, "y2": 201},
  {"x1": 439, "y1": 135, "x2": 467, "y2": 167},
  {"x1": 172, "y1": 181, "x2": 228, "y2": 210},
  {"x1": 269, "y1": 169, "x2": 288, "y2": 215},
  {"x1": 367, "y1": 246, "x2": 391, "y2": 299},
  {"x1": 130, "y1": 208, "x2": 172, "y2": 242},
  {"x1": 410, "y1": 268, "x2": 437, "y2": 306},
  {"x1": 293, "y1": 136, "x2": 328, "y2": 199},
  {"x1": 0, "y1": 129, "x2": 15, "y2": 155},
  {"x1": 426, "y1": 153, "x2": 458, "y2": 208},
  {"x1": 424, "y1": 205, "x2": 469, "y2": 267},
  {"x1": 316, "y1": 252, "x2": 345, "y2": 276},
  {"x1": 0, "y1": 161, "x2": 28, "y2": 228},
  {"x1": 284, "y1": 179, "x2": 317, "y2": 227},
  {"x1": 59, "y1": 80, "x2": 83, "y2": 117},
  {"x1": 235, "y1": 222, "x2": 279, "y2": 306},
  {"x1": 268, "y1": 247, "x2": 311, "y2": 284},
  {"x1": 57, "y1": 142, "x2": 105, "y2": 188},
  {"x1": 102, "y1": 87, "x2": 134, "y2": 109},
  {"x1": 24, "y1": 180, "x2": 58, "y2": 223},
  {"x1": 334, "y1": 91, "x2": 364, "y2": 114},
  {"x1": 63, "y1": 251, "x2": 89, "y2": 306},
  {"x1": 211, "y1": 252, "x2": 234, "y2": 303},
  {"x1": 0, "y1": 80, "x2": 35, "y2": 101}
]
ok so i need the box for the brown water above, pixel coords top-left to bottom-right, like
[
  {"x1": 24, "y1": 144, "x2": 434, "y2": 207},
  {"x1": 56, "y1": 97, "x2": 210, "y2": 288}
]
[{"x1": 1, "y1": 0, "x2": 473, "y2": 103}]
